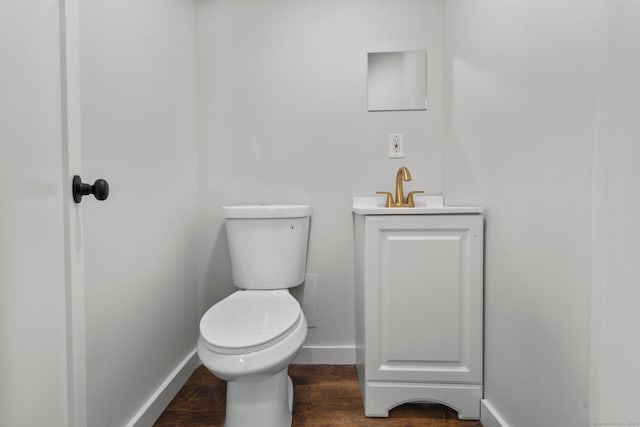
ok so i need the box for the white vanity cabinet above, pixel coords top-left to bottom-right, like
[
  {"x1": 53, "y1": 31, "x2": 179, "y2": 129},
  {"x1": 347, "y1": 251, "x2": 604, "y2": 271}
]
[{"x1": 353, "y1": 199, "x2": 483, "y2": 419}]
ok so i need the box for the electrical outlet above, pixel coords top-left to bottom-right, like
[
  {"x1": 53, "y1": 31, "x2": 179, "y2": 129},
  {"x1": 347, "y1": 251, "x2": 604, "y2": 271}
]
[{"x1": 389, "y1": 133, "x2": 404, "y2": 158}]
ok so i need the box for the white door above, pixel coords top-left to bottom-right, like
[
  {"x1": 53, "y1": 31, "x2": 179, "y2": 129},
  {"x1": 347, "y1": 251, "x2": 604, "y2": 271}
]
[
  {"x1": 0, "y1": 1, "x2": 85, "y2": 426},
  {"x1": 2, "y1": 2, "x2": 198, "y2": 426}
]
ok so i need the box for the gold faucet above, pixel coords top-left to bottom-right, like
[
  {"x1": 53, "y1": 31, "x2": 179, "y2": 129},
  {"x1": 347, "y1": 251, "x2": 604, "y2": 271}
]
[{"x1": 377, "y1": 166, "x2": 424, "y2": 207}]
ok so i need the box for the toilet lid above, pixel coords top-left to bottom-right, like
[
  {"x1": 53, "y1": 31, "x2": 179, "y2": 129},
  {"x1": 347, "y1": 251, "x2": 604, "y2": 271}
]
[{"x1": 200, "y1": 290, "x2": 302, "y2": 355}]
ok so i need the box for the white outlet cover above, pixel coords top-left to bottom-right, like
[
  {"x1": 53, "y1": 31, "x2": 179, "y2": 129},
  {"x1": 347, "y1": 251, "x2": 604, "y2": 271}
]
[{"x1": 389, "y1": 133, "x2": 404, "y2": 158}]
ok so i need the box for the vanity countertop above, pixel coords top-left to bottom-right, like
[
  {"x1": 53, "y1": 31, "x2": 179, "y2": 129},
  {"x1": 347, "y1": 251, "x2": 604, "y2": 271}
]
[{"x1": 352, "y1": 195, "x2": 483, "y2": 215}]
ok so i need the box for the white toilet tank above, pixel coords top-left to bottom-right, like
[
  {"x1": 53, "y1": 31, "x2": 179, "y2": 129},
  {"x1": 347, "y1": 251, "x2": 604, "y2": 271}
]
[{"x1": 223, "y1": 204, "x2": 312, "y2": 290}]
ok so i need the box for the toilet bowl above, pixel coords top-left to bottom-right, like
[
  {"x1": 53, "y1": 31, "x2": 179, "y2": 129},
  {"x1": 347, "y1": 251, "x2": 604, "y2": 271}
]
[
  {"x1": 198, "y1": 290, "x2": 308, "y2": 381},
  {"x1": 197, "y1": 204, "x2": 312, "y2": 427},
  {"x1": 198, "y1": 290, "x2": 307, "y2": 427}
]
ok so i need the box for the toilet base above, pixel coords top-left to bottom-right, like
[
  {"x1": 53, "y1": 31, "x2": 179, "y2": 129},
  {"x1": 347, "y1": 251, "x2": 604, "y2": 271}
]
[{"x1": 225, "y1": 368, "x2": 293, "y2": 427}]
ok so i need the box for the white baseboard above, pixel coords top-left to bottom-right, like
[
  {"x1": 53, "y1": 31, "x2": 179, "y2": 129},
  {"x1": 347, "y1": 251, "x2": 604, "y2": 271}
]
[
  {"x1": 481, "y1": 399, "x2": 510, "y2": 427},
  {"x1": 293, "y1": 345, "x2": 356, "y2": 365},
  {"x1": 126, "y1": 348, "x2": 200, "y2": 427}
]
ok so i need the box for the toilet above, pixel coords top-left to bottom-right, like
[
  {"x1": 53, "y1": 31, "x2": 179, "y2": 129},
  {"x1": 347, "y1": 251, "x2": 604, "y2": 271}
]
[{"x1": 197, "y1": 204, "x2": 312, "y2": 427}]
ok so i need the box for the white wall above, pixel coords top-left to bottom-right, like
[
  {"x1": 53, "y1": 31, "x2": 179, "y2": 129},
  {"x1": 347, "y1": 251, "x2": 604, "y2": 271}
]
[
  {"x1": 195, "y1": 0, "x2": 444, "y2": 357},
  {"x1": 78, "y1": 1, "x2": 200, "y2": 426},
  {"x1": 442, "y1": 1, "x2": 605, "y2": 426},
  {"x1": 591, "y1": 1, "x2": 640, "y2": 424}
]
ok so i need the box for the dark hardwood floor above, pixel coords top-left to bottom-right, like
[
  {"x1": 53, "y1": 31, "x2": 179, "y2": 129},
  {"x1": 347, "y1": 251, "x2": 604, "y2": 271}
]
[{"x1": 154, "y1": 365, "x2": 483, "y2": 426}]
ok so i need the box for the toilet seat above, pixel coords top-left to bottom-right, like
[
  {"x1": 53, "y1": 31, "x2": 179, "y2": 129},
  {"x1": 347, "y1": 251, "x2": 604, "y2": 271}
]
[{"x1": 200, "y1": 290, "x2": 301, "y2": 355}]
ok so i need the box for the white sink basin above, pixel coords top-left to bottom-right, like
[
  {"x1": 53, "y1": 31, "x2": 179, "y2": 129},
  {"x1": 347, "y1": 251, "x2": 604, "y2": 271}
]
[{"x1": 352, "y1": 195, "x2": 482, "y2": 215}]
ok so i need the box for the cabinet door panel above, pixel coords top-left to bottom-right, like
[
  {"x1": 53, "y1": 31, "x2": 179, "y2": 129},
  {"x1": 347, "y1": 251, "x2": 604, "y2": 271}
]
[
  {"x1": 365, "y1": 215, "x2": 482, "y2": 384},
  {"x1": 381, "y1": 231, "x2": 463, "y2": 363}
]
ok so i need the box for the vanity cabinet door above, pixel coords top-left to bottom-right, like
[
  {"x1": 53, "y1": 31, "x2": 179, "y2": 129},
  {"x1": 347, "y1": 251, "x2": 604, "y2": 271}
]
[{"x1": 364, "y1": 214, "x2": 483, "y2": 385}]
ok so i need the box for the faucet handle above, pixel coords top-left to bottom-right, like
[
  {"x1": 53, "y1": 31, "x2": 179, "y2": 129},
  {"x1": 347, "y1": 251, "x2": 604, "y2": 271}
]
[
  {"x1": 406, "y1": 191, "x2": 424, "y2": 207},
  {"x1": 376, "y1": 191, "x2": 394, "y2": 208}
]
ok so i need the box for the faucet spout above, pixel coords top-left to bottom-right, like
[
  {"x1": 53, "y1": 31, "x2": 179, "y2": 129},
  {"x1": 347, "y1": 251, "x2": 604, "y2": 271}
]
[
  {"x1": 377, "y1": 166, "x2": 423, "y2": 207},
  {"x1": 395, "y1": 167, "x2": 412, "y2": 206}
]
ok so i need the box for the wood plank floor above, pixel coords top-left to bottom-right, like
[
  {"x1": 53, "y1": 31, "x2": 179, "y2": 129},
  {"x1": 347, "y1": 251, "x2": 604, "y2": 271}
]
[{"x1": 154, "y1": 365, "x2": 483, "y2": 426}]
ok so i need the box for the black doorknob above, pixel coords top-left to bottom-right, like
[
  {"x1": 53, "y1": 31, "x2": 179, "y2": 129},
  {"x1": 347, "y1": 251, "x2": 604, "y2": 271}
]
[{"x1": 72, "y1": 175, "x2": 109, "y2": 203}]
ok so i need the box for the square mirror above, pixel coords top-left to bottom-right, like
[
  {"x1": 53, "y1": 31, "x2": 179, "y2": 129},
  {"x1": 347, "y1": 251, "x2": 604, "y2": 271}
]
[{"x1": 367, "y1": 51, "x2": 427, "y2": 112}]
